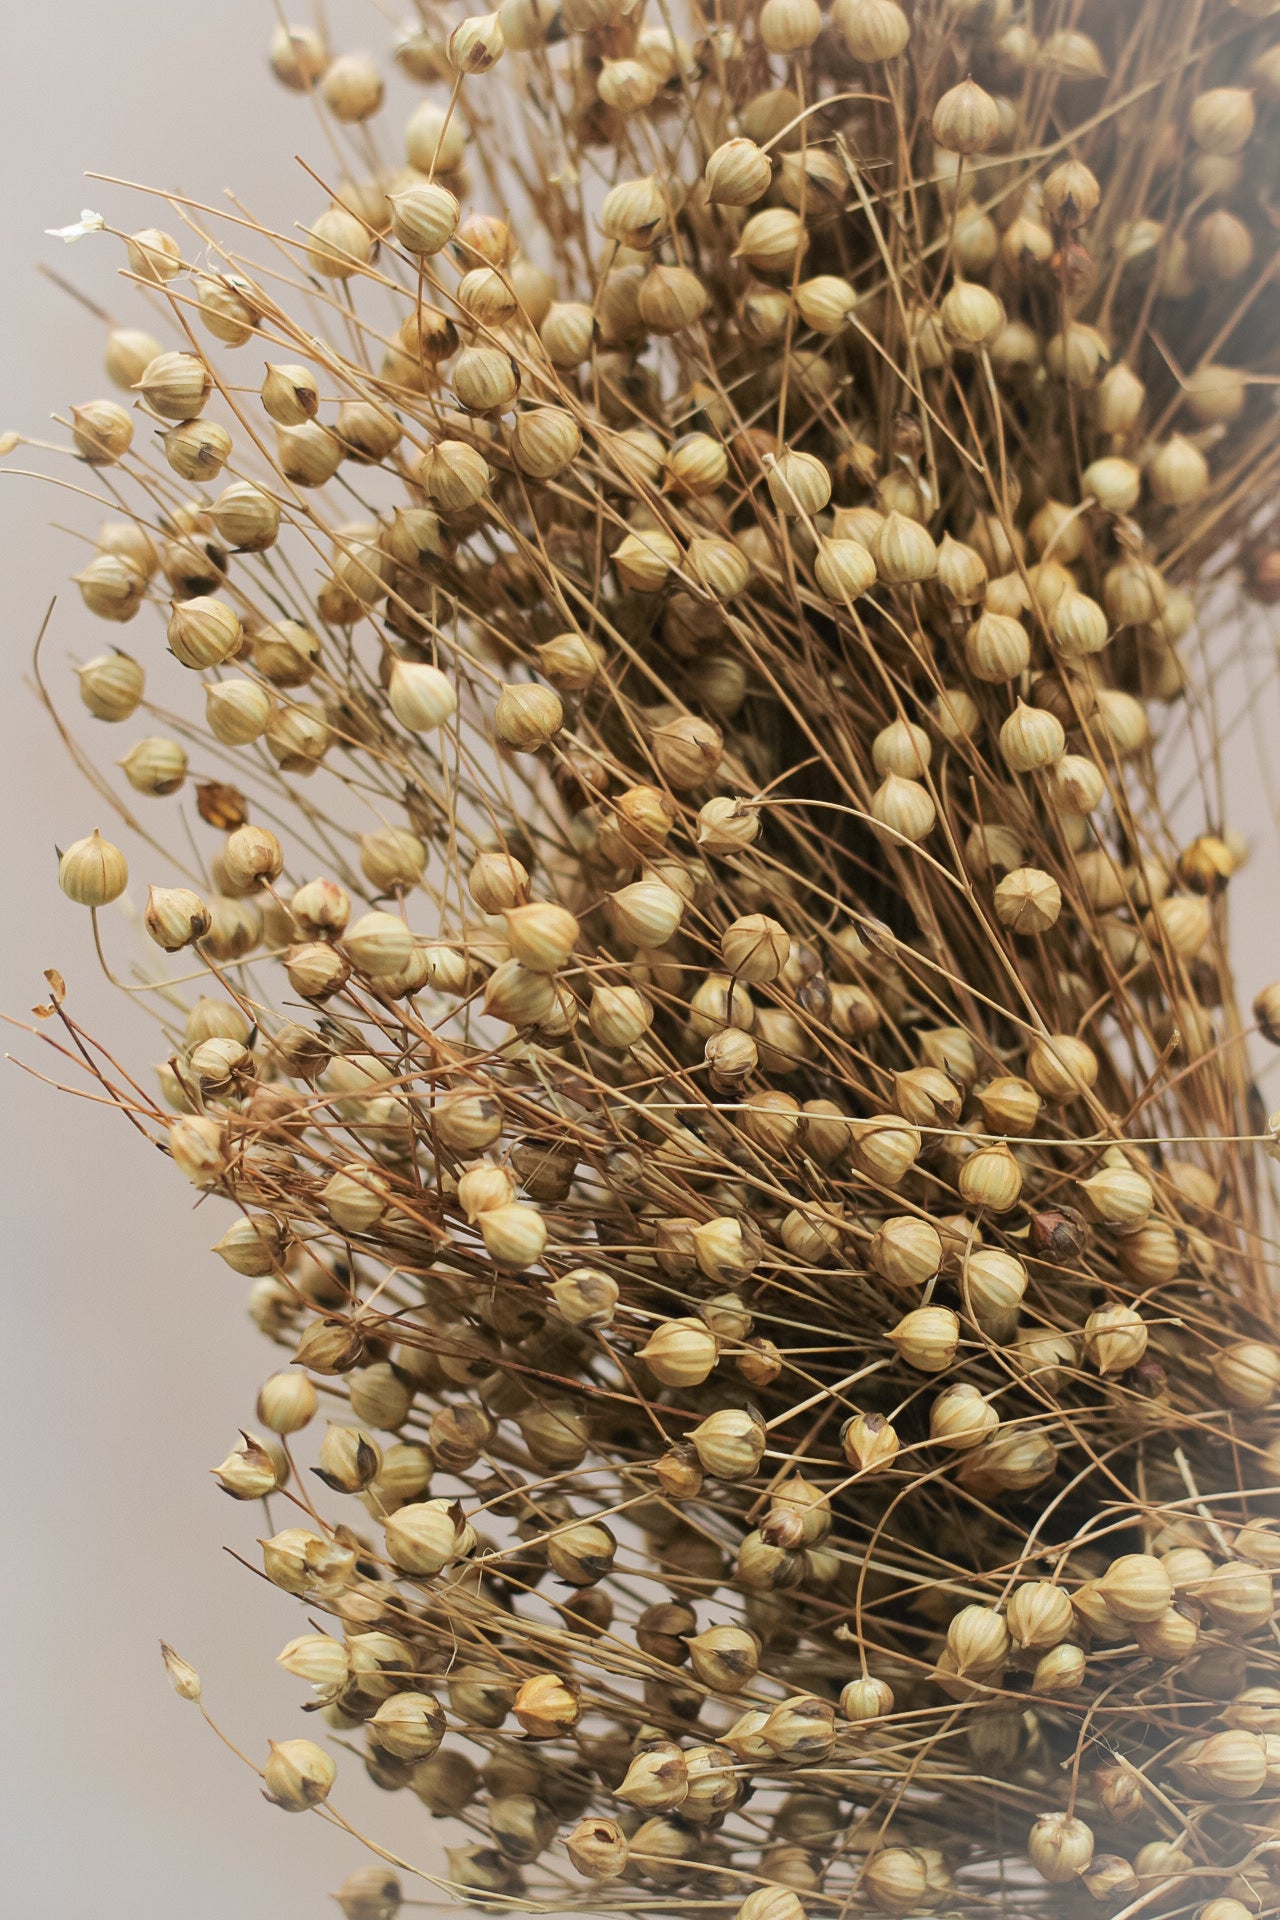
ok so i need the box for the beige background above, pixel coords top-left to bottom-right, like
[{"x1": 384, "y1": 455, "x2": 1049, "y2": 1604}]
[{"x1": 2, "y1": 6, "x2": 1279, "y2": 1917}]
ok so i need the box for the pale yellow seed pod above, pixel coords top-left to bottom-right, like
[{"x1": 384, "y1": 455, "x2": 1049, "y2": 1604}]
[
  {"x1": 597, "y1": 57, "x2": 657, "y2": 113},
  {"x1": 1097, "y1": 1553, "x2": 1173, "y2": 1624},
  {"x1": 1084, "y1": 1303, "x2": 1147, "y2": 1375},
  {"x1": 1078, "y1": 1164, "x2": 1154, "y2": 1228},
  {"x1": 263, "y1": 1738, "x2": 336, "y2": 1811},
  {"x1": 136, "y1": 350, "x2": 211, "y2": 421},
  {"x1": 1189, "y1": 86, "x2": 1256, "y2": 156},
  {"x1": 958, "y1": 1141, "x2": 1023, "y2": 1212},
  {"x1": 391, "y1": 181, "x2": 460, "y2": 257},
  {"x1": 1178, "y1": 1729, "x2": 1267, "y2": 1799},
  {"x1": 492, "y1": 682, "x2": 562, "y2": 752},
  {"x1": 690, "y1": 1407, "x2": 767, "y2": 1480},
  {"x1": 1046, "y1": 754, "x2": 1105, "y2": 815},
  {"x1": 613, "y1": 527, "x2": 681, "y2": 591},
  {"x1": 873, "y1": 511, "x2": 937, "y2": 584},
  {"x1": 705, "y1": 138, "x2": 772, "y2": 206},
  {"x1": 126, "y1": 227, "x2": 181, "y2": 282},
  {"x1": 1083, "y1": 456, "x2": 1141, "y2": 513},
  {"x1": 307, "y1": 208, "x2": 376, "y2": 280},
  {"x1": 600, "y1": 175, "x2": 668, "y2": 248},
  {"x1": 1051, "y1": 588, "x2": 1109, "y2": 658},
  {"x1": 861, "y1": 1847, "x2": 929, "y2": 1914},
  {"x1": 767, "y1": 450, "x2": 831, "y2": 518},
  {"x1": 870, "y1": 1215, "x2": 942, "y2": 1288},
  {"x1": 383, "y1": 660, "x2": 455, "y2": 733},
  {"x1": 1031, "y1": 1643, "x2": 1086, "y2": 1695},
  {"x1": 1007, "y1": 1581, "x2": 1073, "y2": 1649},
  {"x1": 77, "y1": 650, "x2": 144, "y2": 721},
  {"x1": 697, "y1": 795, "x2": 760, "y2": 850},
  {"x1": 734, "y1": 208, "x2": 808, "y2": 276},
  {"x1": 1213, "y1": 1340, "x2": 1280, "y2": 1410},
  {"x1": 814, "y1": 538, "x2": 877, "y2": 600},
  {"x1": 795, "y1": 275, "x2": 857, "y2": 334},
  {"x1": 999, "y1": 702, "x2": 1065, "y2": 773},
  {"x1": 277, "y1": 422, "x2": 342, "y2": 487},
  {"x1": 58, "y1": 829, "x2": 128, "y2": 906},
  {"x1": 759, "y1": 0, "x2": 821, "y2": 51},
  {"x1": 510, "y1": 405, "x2": 581, "y2": 479},
  {"x1": 966, "y1": 610, "x2": 1030, "y2": 682},
  {"x1": 890, "y1": 1305, "x2": 959, "y2": 1372},
  {"x1": 1149, "y1": 434, "x2": 1210, "y2": 507},
  {"x1": 638, "y1": 1318, "x2": 718, "y2": 1387},
  {"x1": 832, "y1": 0, "x2": 910, "y2": 63},
  {"x1": 205, "y1": 680, "x2": 271, "y2": 746},
  {"x1": 941, "y1": 280, "x2": 1005, "y2": 347},
  {"x1": 994, "y1": 868, "x2": 1061, "y2": 935},
  {"x1": 261, "y1": 363, "x2": 319, "y2": 426},
  {"x1": 930, "y1": 1382, "x2": 997, "y2": 1451},
  {"x1": 448, "y1": 11, "x2": 505, "y2": 72},
  {"x1": 71, "y1": 399, "x2": 134, "y2": 465},
  {"x1": 1026, "y1": 1033, "x2": 1098, "y2": 1102},
  {"x1": 933, "y1": 78, "x2": 1001, "y2": 154},
  {"x1": 1028, "y1": 1812, "x2": 1094, "y2": 1884}
]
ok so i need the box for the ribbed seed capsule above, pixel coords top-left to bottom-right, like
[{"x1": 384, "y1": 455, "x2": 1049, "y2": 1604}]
[{"x1": 705, "y1": 138, "x2": 772, "y2": 205}]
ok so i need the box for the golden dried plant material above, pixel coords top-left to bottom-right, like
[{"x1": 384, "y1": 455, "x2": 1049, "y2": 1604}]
[{"x1": 17, "y1": 4, "x2": 1280, "y2": 1909}]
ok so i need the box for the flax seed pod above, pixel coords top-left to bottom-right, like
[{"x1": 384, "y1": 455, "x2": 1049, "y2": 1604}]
[
  {"x1": 870, "y1": 1216, "x2": 943, "y2": 1288},
  {"x1": 767, "y1": 451, "x2": 831, "y2": 519},
  {"x1": 307, "y1": 208, "x2": 376, "y2": 280},
  {"x1": 1213, "y1": 1341, "x2": 1280, "y2": 1409},
  {"x1": 814, "y1": 538, "x2": 876, "y2": 600},
  {"x1": 1083, "y1": 456, "x2": 1141, "y2": 514},
  {"x1": 508, "y1": 406, "x2": 580, "y2": 480},
  {"x1": 794, "y1": 275, "x2": 856, "y2": 334},
  {"x1": 77, "y1": 650, "x2": 144, "y2": 722},
  {"x1": 1190, "y1": 87, "x2": 1256, "y2": 156},
  {"x1": 638, "y1": 1319, "x2": 718, "y2": 1387},
  {"x1": 941, "y1": 280, "x2": 1004, "y2": 348},
  {"x1": 1051, "y1": 588, "x2": 1109, "y2": 660},
  {"x1": 870, "y1": 775, "x2": 935, "y2": 843},
  {"x1": 933, "y1": 78, "x2": 1001, "y2": 154},
  {"x1": 1097, "y1": 1554, "x2": 1172, "y2": 1624},
  {"x1": 966, "y1": 610, "x2": 1030, "y2": 681},
  {"x1": 126, "y1": 226, "x2": 181, "y2": 282},
  {"x1": 137, "y1": 351, "x2": 212, "y2": 420},
  {"x1": 1085, "y1": 1303, "x2": 1147, "y2": 1375},
  {"x1": 734, "y1": 208, "x2": 808, "y2": 276},
  {"x1": 833, "y1": 0, "x2": 910, "y2": 61},
  {"x1": 210, "y1": 480, "x2": 279, "y2": 553},
  {"x1": 994, "y1": 868, "x2": 1061, "y2": 935},
  {"x1": 1028, "y1": 1813, "x2": 1094, "y2": 1885},
  {"x1": 1026, "y1": 1034, "x2": 1097, "y2": 1102},
  {"x1": 929, "y1": 1383, "x2": 997, "y2": 1450},
  {"x1": 600, "y1": 175, "x2": 668, "y2": 249},
  {"x1": 959, "y1": 1141, "x2": 1023, "y2": 1212},
  {"x1": 453, "y1": 346, "x2": 520, "y2": 414},
  {"x1": 70, "y1": 400, "x2": 133, "y2": 465},
  {"x1": 890, "y1": 1306, "x2": 959, "y2": 1373},
  {"x1": 395, "y1": 182, "x2": 462, "y2": 257},
  {"x1": 166, "y1": 596, "x2": 241, "y2": 670},
  {"x1": 276, "y1": 421, "x2": 343, "y2": 487},
  {"x1": 872, "y1": 512, "x2": 937, "y2": 584},
  {"x1": 999, "y1": 703, "x2": 1065, "y2": 772},
  {"x1": 705, "y1": 138, "x2": 772, "y2": 206}
]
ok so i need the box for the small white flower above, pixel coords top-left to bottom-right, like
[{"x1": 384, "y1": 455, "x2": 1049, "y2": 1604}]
[{"x1": 45, "y1": 208, "x2": 105, "y2": 243}]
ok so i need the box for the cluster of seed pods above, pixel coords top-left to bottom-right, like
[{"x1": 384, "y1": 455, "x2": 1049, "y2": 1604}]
[{"x1": 33, "y1": 0, "x2": 1280, "y2": 1912}]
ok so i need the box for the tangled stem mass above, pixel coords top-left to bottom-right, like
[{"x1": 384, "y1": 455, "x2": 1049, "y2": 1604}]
[{"x1": 16, "y1": 0, "x2": 1280, "y2": 1914}]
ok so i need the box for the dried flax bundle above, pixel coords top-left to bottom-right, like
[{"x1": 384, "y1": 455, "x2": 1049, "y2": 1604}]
[{"x1": 17, "y1": 0, "x2": 1280, "y2": 1912}]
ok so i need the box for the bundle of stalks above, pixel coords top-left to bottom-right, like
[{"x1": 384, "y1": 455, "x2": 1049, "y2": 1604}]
[{"x1": 15, "y1": 0, "x2": 1280, "y2": 1912}]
